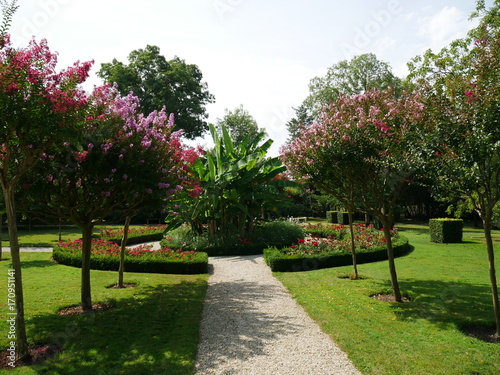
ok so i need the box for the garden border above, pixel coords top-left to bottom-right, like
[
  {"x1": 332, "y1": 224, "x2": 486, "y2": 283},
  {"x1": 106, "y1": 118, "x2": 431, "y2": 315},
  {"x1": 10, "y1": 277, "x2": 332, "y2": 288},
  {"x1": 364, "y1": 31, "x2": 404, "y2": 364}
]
[
  {"x1": 264, "y1": 236, "x2": 412, "y2": 272},
  {"x1": 52, "y1": 245, "x2": 208, "y2": 274}
]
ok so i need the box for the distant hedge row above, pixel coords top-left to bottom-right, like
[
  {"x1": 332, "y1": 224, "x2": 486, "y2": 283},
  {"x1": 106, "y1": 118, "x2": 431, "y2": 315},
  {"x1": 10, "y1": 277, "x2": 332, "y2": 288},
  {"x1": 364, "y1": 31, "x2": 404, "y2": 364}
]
[{"x1": 264, "y1": 236, "x2": 412, "y2": 272}]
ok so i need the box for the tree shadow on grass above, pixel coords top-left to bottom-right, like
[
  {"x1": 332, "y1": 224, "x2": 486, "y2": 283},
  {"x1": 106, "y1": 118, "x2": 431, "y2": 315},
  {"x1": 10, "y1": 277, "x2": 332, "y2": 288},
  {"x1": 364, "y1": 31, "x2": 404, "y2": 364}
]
[
  {"x1": 22, "y1": 280, "x2": 208, "y2": 375},
  {"x1": 392, "y1": 279, "x2": 494, "y2": 329}
]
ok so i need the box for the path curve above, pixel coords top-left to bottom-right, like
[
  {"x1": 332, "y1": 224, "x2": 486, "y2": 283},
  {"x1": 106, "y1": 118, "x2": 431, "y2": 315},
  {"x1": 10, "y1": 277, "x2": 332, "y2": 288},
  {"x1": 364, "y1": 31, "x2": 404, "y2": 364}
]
[{"x1": 195, "y1": 255, "x2": 362, "y2": 375}]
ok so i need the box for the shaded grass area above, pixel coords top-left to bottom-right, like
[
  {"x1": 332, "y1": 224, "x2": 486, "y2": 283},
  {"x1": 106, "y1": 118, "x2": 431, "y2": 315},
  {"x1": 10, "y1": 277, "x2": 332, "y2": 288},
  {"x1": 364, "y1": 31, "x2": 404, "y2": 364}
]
[
  {"x1": 274, "y1": 221, "x2": 500, "y2": 375},
  {"x1": 0, "y1": 252, "x2": 208, "y2": 374},
  {"x1": 0, "y1": 225, "x2": 148, "y2": 247}
]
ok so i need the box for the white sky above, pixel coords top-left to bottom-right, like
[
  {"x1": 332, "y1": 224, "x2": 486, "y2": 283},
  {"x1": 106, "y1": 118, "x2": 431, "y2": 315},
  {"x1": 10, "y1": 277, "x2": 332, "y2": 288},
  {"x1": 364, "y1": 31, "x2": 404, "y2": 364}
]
[{"x1": 8, "y1": 0, "x2": 493, "y2": 155}]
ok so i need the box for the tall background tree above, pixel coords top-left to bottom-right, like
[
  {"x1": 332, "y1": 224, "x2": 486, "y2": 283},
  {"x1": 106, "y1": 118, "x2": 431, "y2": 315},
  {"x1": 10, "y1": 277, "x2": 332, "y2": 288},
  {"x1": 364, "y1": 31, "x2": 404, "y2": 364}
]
[
  {"x1": 98, "y1": 45, "x2": 215, "y2": 139},
  {"x1": 215, "y1": 104, "x2": 266, "y2": 144},
  {"x1": 286, "y1": 53, "x2": 402, "y2": 139},
  {"x1": 407, "y1": 0, "x2": 500, "y2": 338}
]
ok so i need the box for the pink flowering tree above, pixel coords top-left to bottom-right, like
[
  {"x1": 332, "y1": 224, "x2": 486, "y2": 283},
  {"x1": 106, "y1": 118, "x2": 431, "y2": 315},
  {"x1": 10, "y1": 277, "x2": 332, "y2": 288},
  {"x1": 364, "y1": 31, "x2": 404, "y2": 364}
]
[
  {"x1": 281, "y1": 88, "x2": 429, "y2": 301},
  {"x1": 407, "y1": 0, "x2": 500, "y2": 337},
  {"x1": 23, "y1": 84, "x2": 189, "y2": 309},
  {"x1": 0, "y1": 30, "x2": 92, "y2": 359}
]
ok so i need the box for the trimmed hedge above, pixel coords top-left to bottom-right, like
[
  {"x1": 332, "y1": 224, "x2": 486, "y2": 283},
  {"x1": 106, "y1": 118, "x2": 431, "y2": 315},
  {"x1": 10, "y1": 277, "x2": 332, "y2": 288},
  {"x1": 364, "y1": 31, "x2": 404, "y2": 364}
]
[
  {"x1": 326, "y1": 211, "x2": 339, "y2": 224},
  {"x1": 264, "y1": 236, "x2": 412, "y2": 272},
  {"x1": 52, "y1": 246, "x2": 208, "y2": 274},
  {"x1": 429, "y1": 218, "x2": 463, "y2": 243},
  {"x1": 337, "y1": 212, "x2": 349, "y2": 225}
]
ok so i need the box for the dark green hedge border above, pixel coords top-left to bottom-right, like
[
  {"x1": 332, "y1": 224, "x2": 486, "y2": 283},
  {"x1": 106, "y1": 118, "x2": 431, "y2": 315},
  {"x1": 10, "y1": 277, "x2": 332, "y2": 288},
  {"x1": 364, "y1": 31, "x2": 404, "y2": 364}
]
[
  {"x1": 159, "y1": 239, "x2": 299, "y2": 257},
  {"x1": 52, "y1": 246, "x2": 208, "y2": 274},
  {"x1": 264, "y1": 236, "x2": 412, "y2": 272},
  {"x1": 429, "y1": 218, "x2": 463, "y2": 243}
]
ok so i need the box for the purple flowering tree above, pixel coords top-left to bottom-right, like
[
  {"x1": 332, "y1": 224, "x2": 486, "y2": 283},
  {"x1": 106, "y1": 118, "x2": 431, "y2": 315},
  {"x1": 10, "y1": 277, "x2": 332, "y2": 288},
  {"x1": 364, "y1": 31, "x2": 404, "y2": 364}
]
[
  {"x1": 0, "y1": 30, "x2": 92, "y2": 359},
  {"x1": 25, "y1": 84, "x2": 189, "y2": 310},
  {"x1": 281, "y1": 88, "x2": 429, "y2": 301}
]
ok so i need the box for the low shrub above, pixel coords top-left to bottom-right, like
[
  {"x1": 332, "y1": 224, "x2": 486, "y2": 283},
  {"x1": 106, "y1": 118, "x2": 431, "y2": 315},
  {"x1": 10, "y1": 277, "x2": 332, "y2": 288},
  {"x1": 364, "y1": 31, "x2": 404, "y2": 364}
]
[
  {"x1": 429, "y1": 218, "x2": 463, "y2": 243},
  {"x1": 326, "y1": 211, "x2": 339, "y2": 223},
  {"x1": 53, "y1": 238, "x2": 208, "y2": 274},
  {"x1": 99, "y1": 225, "x2": 167, "y2": 245},
  {"x1": 337, "y1": 212, "x2": 350, "y2": 225},
  {"x1": 162, "y1": 221, "x2": 305, "y2": 256}
]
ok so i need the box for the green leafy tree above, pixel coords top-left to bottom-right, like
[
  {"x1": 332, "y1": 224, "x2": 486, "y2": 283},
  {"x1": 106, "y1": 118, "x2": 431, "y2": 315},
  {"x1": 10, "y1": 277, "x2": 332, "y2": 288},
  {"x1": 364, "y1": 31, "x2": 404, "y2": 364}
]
[
  {"x1": 98, "y1": 45, "x2": 215, "y2": 139},
  {"x1": 216, "y1": 105, "x2": 266, "y2": 144},
  {"x1": 407, "y1": 0, "x2": 500, "y2": 338},
  {"x1": 282, "y1": 88, "x2": 429, "y2": 300},
  {"x1": 287, "y1": 53, "x2": 402, "y2": 138},
  {"x1": 168, "y1": 124, "x2": 291, "y2": 238}
]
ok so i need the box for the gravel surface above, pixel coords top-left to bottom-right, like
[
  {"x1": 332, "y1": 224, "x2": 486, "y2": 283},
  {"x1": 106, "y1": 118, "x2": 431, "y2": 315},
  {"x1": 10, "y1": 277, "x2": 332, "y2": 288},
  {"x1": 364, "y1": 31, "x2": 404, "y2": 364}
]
[
  {"x1": 195, "y1": 255, "x2": 362, "y2": 375},
  {"x1": 2, "y1": 247, "x2": 53, "y2": 252}
]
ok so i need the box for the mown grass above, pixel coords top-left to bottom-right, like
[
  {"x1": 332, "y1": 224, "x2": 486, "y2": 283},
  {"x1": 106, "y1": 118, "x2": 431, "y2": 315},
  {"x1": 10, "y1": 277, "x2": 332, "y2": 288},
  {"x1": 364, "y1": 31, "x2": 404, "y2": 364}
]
[
  {"x1": 0, "y1": 225, "x2": 153, "y2": 247},
  {"x1": 274, "y1": 220, "x2": 500, "y2": 375},
  {"x1": 0, "y1": 252, "x2": 208, "y2": 374}
]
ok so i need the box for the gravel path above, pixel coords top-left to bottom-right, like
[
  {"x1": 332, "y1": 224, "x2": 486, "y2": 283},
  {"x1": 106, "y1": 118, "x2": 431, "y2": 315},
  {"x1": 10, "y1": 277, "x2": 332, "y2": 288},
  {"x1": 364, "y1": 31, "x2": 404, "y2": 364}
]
[{"x1": 195, "y1": 255, "x2": 362, "y2": 375}]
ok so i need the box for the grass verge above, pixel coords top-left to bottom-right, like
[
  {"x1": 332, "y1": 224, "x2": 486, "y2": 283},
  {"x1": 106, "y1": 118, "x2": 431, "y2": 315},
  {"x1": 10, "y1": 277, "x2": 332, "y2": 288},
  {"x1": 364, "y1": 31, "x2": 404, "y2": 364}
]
[
  {"x1": 0, "y1": 252, "x2": 208, "y2": 374},
  {"x1": 274, "y1": 221, "x2": 500, "y2": 375}
]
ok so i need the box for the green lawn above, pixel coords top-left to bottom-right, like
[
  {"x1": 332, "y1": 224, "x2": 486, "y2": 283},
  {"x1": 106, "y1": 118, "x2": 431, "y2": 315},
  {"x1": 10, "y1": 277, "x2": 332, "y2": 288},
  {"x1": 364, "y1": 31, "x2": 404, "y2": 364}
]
[
  {"x1": 274, "y1": 221, "x2": 500, "y2": 375},
  {"x1": 0, "y1": 252, "x2": 208, "y2": 374},
  {"x1": 0, "y1": 225, "x2": 150, "y2": 247}
]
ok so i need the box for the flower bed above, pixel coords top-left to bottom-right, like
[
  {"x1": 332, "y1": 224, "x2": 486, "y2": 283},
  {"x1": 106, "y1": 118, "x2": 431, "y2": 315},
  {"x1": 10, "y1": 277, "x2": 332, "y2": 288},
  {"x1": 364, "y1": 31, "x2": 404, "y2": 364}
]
[
  {"x1": 99, "y1": 224, "x2": 167, "y2": 245},
  {"x1": 53, "y1": 238, "x2": 208, "y2": 274},
  {"x1": 265, "y1": 224, "x2": 411, "y2": 272}
]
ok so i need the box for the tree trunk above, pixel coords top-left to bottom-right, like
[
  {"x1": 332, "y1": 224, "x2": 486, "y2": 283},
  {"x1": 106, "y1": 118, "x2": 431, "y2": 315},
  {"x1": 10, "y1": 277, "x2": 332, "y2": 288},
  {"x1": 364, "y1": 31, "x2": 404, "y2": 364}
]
[
  {"x1": 81, "y1": 224, "x2": 94, "y2": 312},
  {"x1": 3, "y1": 187, "x2": 30, "y2": 361},
  {"x1": 118, "y1": 216, "x2": 131, "y2": 288},
  {"x1": 381, "y1": 216, "x2": 402, "y2": 302},
  {"x1": 483, "y1": 215, "x2": 500, "y2": 338},
  {"x1": 347, "y1": 208, "x2": 359, "y2": 279}
]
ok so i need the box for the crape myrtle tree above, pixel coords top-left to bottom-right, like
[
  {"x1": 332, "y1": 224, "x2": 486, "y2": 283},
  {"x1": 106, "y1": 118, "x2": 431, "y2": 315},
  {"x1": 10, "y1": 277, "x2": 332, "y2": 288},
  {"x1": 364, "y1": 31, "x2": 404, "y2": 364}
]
[
  {"x1": 281, "y1": 88, "x2": 429, "y2": 301},
  {"x1": 98, "y1": 45, "x2": 215, "y2": 139},
  {"x1": 24, "y1": 84, "x2": 189, "y2": 309},
  {"x1": 407, "y1": 0, "x2": 500, "y2": 337},
  {"x1": 0, "y1": 27, "x2": 93, "y2": 361}
]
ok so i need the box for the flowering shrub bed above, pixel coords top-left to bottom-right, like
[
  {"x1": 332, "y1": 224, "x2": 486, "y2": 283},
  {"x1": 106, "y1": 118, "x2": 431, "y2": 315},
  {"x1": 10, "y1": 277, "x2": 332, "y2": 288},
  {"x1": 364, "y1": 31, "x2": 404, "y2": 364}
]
[
  {"x1": 53, "y1": 238, "x2": 208, "y2": 274},
  {"x1": 99, "y1": 225, "x2": 167, "y2": 245},
  {"x1": 264, "y1": 224, "x2": 410, "y2": 272},
  {"x1": 292, "y1": 224, "x2": 395, "y2": 255}
]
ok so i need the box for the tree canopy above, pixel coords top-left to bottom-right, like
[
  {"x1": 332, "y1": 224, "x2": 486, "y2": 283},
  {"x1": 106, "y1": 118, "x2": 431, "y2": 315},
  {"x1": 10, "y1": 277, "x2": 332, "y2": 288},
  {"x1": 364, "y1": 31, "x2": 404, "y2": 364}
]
[
  {"x1": 215, "y1": 105, "x2": 266, "y2": 144},
  {"x1": 286, "y1": 53, "x2": 402, "y2": 139},
  {"x1": 98, "y1": 45, "x2": 215, "y2": 139}
]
